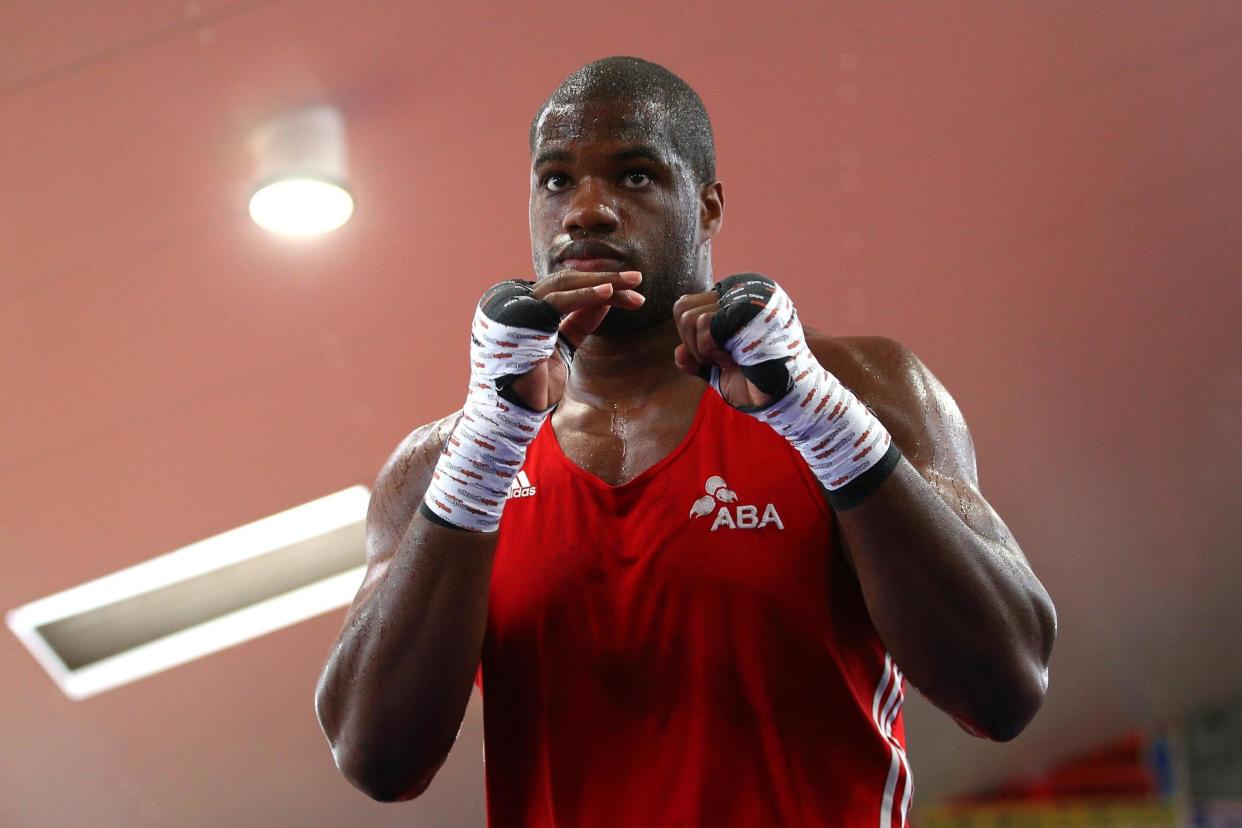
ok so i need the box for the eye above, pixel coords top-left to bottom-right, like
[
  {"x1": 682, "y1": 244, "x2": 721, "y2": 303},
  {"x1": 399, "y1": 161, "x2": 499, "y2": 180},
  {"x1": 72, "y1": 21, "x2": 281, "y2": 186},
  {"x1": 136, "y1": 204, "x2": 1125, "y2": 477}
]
[
  {"x1": 623, "y1": 170, "x2": 653, "y2": 189},
  {"x1": 542, "y1": 173, "x2": 571, "y2": 193}
]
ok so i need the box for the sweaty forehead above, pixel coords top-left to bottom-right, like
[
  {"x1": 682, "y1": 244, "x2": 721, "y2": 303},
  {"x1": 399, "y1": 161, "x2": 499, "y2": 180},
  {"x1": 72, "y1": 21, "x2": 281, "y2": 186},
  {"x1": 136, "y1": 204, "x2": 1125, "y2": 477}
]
[{"x1": 532, "y1": 98, "x2": 673, "y2": 155}]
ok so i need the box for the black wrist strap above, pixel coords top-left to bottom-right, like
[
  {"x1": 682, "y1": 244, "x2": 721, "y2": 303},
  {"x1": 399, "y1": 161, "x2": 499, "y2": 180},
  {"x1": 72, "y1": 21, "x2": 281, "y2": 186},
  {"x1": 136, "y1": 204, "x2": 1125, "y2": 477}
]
[
  {"x1": 419, "y1": 501, "x2": 480, "y2": 532},
  {"x1": 826, "y1": 442, "x2": 903, "y2": 512}
]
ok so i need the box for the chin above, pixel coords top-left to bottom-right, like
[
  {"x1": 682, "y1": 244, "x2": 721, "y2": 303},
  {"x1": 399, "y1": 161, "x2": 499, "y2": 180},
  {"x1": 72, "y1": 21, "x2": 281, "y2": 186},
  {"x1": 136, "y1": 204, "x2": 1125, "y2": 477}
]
[{"x1": 594, "y1": 301, "x2": 671, "y2": 336}]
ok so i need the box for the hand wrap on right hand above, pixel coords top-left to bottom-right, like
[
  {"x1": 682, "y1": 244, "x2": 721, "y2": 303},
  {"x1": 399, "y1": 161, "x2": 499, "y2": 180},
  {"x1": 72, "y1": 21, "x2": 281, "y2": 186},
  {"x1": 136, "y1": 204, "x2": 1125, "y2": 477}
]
[
  {"x1": 708, "y1": 273, "x2": 901, "y2": 510},
  {"x1": 421, "y1": 281, "x2": 565, "y2": 532}
]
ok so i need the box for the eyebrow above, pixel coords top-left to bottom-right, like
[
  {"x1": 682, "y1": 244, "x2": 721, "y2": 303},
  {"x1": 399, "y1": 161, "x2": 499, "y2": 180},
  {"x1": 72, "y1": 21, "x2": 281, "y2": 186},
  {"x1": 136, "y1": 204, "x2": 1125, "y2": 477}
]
[{"x1": 533, "y1": 145, "x2": 668, "y2": 169}]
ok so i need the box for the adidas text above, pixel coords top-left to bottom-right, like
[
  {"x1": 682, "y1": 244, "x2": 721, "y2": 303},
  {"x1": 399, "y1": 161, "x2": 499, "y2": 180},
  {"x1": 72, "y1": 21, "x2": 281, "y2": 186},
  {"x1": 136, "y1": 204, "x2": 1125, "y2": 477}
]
[{"x1": 508, "y1": 470, "x2": 537, "y2": 499}]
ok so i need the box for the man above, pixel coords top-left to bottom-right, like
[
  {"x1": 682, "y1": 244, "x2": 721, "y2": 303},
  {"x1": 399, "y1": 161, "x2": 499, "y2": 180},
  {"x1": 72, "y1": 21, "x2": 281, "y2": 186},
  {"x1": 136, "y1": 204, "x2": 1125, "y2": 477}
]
[{"x1": 315, "y1": 56, "x2": 1057, "y2": 826}]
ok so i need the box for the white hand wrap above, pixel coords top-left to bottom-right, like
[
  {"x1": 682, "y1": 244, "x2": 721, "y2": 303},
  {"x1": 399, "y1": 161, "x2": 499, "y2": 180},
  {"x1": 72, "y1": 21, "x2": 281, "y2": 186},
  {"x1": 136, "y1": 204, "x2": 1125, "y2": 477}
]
[
  {"x1": 421, "y1": 281, "x2": 563, "y2": 532},
  {"x1": 709, "y1": 273, "x2": 900, "y2": 509}
]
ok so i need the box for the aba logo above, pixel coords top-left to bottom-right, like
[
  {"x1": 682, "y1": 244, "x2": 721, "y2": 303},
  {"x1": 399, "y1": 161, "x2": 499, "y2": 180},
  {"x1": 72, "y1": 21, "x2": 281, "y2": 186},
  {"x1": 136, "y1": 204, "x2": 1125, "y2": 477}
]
[{"x1": 688, "y1": 476, "x2": 784, "y2": 531}]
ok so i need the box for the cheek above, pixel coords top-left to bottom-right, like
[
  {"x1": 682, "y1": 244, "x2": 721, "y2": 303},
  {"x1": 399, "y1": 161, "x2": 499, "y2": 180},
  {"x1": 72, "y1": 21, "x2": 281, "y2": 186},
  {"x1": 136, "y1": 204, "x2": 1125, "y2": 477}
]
[
  {"x1": 529, "y1": 205, "x2": 556, "y2": 241},
  {"x1": 645, "y1": 193, "x2": 683, "y2": 243},
  {"x1": 659, "y1": 196, "x2": 697, "y2": 253}
]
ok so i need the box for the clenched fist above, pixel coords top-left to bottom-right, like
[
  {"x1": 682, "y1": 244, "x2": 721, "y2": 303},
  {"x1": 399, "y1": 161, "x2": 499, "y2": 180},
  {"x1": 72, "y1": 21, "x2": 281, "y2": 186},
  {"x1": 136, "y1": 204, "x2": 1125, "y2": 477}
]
[{"x1": 672, "y1": 275, "x2": 791, "y2": 410}]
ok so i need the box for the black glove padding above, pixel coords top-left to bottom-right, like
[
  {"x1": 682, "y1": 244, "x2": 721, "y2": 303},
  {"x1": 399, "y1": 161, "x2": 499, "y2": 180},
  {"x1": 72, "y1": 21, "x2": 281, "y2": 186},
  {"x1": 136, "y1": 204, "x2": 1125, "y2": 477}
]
[
  {"x1": 477, "y1": 280, "x2": 565, "y2": 409},
  {"x1": 709, "y1": 273, "x2": 796, "y2": 400}
]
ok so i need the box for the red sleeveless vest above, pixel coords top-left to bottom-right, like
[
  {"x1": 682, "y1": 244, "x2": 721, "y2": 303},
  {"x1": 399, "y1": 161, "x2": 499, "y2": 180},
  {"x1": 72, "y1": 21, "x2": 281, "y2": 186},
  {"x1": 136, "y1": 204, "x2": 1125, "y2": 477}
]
[{"x1": 482, "y1": 387, "x2": 912, "y2": 826}]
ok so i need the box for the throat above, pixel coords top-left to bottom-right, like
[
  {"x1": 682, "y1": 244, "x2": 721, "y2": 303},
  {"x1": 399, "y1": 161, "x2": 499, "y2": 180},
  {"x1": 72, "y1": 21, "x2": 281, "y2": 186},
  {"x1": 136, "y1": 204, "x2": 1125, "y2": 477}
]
[
  {"x1": 563, "y1": 320, "x2": 686, "y2": 407},
  {"x1": 552, "y1": 380, "x2": 706, "y2": 486}
]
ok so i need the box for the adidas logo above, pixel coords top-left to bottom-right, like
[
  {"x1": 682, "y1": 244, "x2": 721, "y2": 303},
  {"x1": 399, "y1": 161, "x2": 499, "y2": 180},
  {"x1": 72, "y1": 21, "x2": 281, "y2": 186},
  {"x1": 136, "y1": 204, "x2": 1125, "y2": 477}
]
[
  {"x1": 508, "y1": 470, "x2": 537, "y2": 499},
  {"x1": 689, "y1": 476, "x2": 784, "y2": 531}
]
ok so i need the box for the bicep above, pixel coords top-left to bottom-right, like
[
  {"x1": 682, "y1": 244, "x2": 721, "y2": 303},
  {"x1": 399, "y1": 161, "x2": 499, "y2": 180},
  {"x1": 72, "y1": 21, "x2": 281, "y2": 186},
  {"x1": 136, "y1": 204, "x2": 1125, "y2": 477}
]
[
  {"x1": 815, "y1": 335, "x2": 1013, "y2": 549},
  {"x1": 864, "y1": 341, "x2": 1015, "y2": 549}
]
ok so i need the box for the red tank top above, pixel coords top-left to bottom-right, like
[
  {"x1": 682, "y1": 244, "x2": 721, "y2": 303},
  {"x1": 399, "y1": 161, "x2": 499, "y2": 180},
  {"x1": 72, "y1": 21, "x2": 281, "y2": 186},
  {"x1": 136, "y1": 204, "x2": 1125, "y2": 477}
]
[{"x1": 482, "y1": 387, "x2": 912, "y2": 827}]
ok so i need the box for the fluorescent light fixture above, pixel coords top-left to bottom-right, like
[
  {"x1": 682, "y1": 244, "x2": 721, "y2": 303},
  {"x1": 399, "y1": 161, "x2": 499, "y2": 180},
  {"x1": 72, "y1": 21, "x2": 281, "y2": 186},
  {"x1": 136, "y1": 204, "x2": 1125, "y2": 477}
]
[
  {"x1": 6, "y1": 486, "x2": 370, "y2": 700},
  {"x1": 248, "y1": 104, "x2": 354, "y2": 236}
]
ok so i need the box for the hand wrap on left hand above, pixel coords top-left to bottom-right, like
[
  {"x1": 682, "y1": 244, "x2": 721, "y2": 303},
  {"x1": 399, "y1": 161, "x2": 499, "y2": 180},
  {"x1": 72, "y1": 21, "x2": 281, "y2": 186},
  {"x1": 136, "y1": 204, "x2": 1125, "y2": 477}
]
[{"x1": 708, "y1": 273, "x2": 902, "y2": 509}]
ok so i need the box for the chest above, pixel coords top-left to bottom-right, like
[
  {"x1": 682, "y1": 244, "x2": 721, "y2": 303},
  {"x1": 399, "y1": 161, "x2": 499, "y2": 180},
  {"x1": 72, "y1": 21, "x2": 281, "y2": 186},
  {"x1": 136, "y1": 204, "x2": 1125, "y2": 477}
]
[
  {"x1": 490, "y1": 401, "x2": 839, "y2": 658},
  {"x1": 550, "y1": 396, "x2": 702, "y2": 486}
]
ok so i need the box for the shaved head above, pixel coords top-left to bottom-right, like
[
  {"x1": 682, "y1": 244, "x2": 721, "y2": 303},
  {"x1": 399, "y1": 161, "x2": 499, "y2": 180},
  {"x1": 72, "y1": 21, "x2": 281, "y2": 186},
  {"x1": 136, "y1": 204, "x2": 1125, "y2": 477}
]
[{"x1": 530, "y1": 56, "x2": 716, "y2": 188}]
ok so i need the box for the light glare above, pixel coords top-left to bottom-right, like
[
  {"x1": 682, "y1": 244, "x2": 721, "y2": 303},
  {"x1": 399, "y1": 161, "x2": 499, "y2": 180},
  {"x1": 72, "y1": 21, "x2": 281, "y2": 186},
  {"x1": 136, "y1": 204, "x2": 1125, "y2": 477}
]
[{"x1": 249, "y1": 177, "x2": 354, "y2": 236}]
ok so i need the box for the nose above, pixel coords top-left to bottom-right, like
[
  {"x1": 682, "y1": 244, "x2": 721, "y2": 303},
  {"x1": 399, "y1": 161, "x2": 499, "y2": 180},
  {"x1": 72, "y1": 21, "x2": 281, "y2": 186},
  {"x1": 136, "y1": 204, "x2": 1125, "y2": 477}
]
[{"x1": 562, "y1": 177, "x2": 619, "y2": 235}]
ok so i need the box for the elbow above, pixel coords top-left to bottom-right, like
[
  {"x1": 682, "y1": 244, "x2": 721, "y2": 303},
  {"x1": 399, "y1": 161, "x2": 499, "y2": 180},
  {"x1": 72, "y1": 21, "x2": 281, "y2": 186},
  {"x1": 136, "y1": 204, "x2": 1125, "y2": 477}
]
[
  {"x1": 334, "y1": 746, "x2": 439, "y2": 803},
  {"x1": 937, "y1": 588, "x2": 1058, "y2": 742},
  {"x1": 975, "y1": 588, "x2": 1058, "y2": 742},
  {"x1": 315, "y1": 686, "x2": 445, "y2": 803},
  {"x1": 974, "y1": 688, "x2": 1043, "y2": 742},
  {"x1": 959, "y1": 649, "x2": 1053, "y2": 742}
]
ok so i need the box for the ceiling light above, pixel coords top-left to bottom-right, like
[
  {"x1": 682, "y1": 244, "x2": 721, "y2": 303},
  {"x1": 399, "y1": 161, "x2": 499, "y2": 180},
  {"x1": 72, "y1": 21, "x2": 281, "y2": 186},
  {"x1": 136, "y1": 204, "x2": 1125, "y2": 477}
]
[
  {"x1": 248, "y1": 105, "x2": 354, "y2": 236},
  {"x1": 6, "y1": 486, "x2": 369, "y2": 700}
]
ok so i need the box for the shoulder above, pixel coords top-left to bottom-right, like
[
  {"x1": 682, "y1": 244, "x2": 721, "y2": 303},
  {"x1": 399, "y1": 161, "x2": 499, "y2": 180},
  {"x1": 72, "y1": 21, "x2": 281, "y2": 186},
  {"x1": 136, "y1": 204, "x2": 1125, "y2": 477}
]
[
  {"x1": 804, "y1": 331, "x2": 978, "y2": 485},
  {"x1": 365, "y1": 412, "x2": 460, "y2": 562}
]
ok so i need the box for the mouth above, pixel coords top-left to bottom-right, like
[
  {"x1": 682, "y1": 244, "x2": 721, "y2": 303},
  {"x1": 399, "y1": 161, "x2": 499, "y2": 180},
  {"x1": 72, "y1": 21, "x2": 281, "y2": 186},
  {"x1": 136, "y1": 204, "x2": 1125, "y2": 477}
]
[
  {"x1": 560, "y1": 257, "x2": 626, "y2": 272},
  {"x1": 555, "y1": 240, "x2": 630, "y2": 273}
]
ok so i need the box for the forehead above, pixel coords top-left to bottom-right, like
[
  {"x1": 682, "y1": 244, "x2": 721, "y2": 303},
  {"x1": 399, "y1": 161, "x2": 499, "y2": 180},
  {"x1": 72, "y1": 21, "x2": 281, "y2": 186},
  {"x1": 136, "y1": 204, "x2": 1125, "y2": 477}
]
[{"x1": 532, "y1": 97, "x2": 675, "y2": 159}]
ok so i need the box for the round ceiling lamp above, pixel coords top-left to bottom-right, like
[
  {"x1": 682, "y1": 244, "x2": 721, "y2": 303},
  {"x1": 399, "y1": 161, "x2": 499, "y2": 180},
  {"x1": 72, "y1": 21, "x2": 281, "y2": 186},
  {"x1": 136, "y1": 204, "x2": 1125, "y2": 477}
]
[{"x1": 248, "y1": 105, "x2": 354, "y2": 236}]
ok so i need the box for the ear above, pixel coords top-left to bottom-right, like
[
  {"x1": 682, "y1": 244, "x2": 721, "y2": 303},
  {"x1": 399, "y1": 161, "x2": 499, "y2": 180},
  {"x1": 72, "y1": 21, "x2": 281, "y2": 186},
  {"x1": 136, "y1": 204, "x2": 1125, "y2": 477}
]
[{"x1": 699, "y1": 181, "x2": 724, "y2": 240}]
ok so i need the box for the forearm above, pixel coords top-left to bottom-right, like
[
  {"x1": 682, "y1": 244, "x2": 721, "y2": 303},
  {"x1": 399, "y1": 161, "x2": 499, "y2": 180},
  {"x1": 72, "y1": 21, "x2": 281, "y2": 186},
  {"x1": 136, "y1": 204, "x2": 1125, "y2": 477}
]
[
  {"x1": 837, "y1": 459, "x2": 1056, "y2": 740},
  {"x1": 315, "y1": 513, "x2": 496, "y2": 800}
]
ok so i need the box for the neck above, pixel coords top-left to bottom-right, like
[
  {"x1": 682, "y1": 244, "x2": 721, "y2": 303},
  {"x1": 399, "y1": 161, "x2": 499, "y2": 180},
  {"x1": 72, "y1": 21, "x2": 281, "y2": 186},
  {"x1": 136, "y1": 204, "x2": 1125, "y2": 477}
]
[{"x1": 563, "y1": 319, "x2": 696, "y2": 411}]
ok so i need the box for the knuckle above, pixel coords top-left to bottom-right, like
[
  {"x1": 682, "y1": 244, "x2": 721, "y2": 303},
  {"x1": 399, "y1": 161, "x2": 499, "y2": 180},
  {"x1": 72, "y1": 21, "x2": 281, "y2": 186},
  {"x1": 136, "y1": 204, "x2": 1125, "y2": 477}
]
[
  {"x1": 539, "y1": 269, "x2": 588, "y2": 291},
  {"x1": 531, "y1": 275, "x2": 566, "y2": 298}
]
